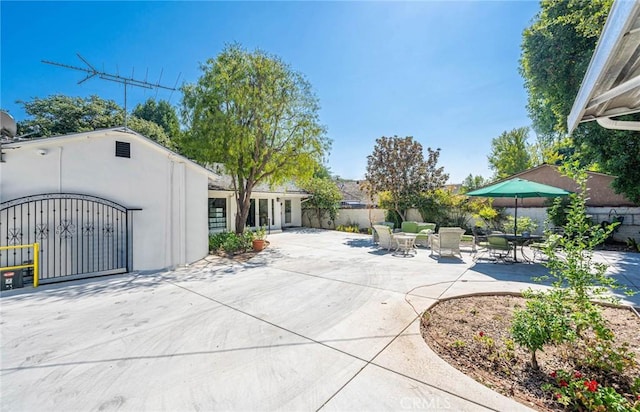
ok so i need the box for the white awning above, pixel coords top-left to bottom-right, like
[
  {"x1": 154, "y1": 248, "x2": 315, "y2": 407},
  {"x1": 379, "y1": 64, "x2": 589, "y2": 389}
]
[{"x1": 568, "y1": 0, "x2": 640, "y2": 132}]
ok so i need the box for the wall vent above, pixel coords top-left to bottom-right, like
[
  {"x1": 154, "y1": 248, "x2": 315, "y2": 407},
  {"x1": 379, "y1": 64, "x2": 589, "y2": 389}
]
[{"x1": 115, "y1": 141, "x2": 131, "y2": 158}]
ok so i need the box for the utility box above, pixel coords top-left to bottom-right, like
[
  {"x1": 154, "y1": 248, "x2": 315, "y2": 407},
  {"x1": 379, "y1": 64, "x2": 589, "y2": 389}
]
[{"x1": 1, "y1": 270, "x2": 24, "y2": 291}]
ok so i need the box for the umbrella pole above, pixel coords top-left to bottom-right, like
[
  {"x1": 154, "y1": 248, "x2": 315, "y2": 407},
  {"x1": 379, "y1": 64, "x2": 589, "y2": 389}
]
[{"x1": 514, "y1": 196, "x2": 518, "y2": 262}]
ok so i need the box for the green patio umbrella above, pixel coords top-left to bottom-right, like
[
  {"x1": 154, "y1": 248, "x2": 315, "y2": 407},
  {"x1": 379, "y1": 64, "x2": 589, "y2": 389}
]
[{"x1": 466, "y1": 178, "x2": 571, "y2": 261}]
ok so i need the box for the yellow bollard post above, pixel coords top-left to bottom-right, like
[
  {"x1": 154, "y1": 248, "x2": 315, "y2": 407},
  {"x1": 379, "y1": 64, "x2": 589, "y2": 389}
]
[{"x1": 33, "y1": 243, "x2": 39, "y2": 288}]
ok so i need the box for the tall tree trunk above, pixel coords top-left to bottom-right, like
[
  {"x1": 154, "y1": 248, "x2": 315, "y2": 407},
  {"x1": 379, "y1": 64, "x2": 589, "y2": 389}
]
[{"x1": 235, "y1": 182, "x2": 254, "y2": 234}]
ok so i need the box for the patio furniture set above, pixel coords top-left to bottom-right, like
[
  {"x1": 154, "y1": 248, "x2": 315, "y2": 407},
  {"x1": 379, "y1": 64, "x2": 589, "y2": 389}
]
[
  {"x1": 372, "y1": 222, "x2": 558, "y2": 263},
  {"x1": 372, "y1": 222, "x2": 475, "y2": 259}
]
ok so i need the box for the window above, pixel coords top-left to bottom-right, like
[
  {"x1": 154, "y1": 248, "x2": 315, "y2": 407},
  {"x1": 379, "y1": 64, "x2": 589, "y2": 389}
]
[
  {"x1": 284, "y1": 199, "x2": 292, "y2": 224},
  {"x1": 208, "y1": 198, "x2": 226, "y2": 233},
  {"x1": 259, "y1": 199, "x2": 269, "y2": 227},
  {"x1": 115, "y1": 141, "x2": 131, "y2": 158}
]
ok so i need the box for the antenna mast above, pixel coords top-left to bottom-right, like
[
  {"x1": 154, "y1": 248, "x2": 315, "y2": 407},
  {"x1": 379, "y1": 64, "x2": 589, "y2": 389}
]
[{"x1": 43, "y1": 53, "x2": 179, "y2": 128}]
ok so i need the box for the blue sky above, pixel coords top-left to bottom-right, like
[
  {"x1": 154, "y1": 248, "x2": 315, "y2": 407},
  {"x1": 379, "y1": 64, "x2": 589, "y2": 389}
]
[{"x1": 1, "y1": 1, "x2": 540, "y2": 183}]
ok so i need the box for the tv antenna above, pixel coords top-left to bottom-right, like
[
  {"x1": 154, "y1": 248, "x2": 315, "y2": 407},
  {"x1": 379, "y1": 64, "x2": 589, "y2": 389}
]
[{"x1": 42, "y1": 53, "x2": 180, "y2": 128}]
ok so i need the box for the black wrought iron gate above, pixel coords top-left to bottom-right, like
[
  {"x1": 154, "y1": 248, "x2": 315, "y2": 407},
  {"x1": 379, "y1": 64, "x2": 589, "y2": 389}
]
[{"x1": 0, "y1": 193, "x2": 133, "y2": 284}]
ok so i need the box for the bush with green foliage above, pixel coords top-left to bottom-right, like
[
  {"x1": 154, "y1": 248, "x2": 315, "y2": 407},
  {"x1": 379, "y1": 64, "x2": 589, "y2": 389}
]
[
  {"x1": 511, "y1": 289, "x2": 575, "y2": 369},
  {"x1": 542, "y1": 369, "x2": 640, "y2": 411},
  {"x1": 300, "y1": 176, "x2": 341, "y2": 228},
  {"x1": 418, "y1": 188, "x2": 485, "y2": 231},
  {"x1": 208, "y1": 230, "x2": 254, "y2": 254},
  {"x1": 626, "y1": 237, "x2": 640, "y2": 252},
  {"x1": 546, "y1": 196, "x2": 571, "y2": 228},
  {"x1": 384, "y1": 209, "x2": 402, "y2": 229},
  {"x1": 473, "y1": 203, "x2": 507, "y2": 231},
  {"x1": 336, "y1": 224, "x2": 360, "y2": 233},
  {"x1": 503, "y1": 216, "x2": 538, "y2": 234}
]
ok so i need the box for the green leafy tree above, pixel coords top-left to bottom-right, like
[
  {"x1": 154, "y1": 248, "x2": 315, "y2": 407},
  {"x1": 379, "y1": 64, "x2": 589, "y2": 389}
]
[
  {"x1": 576, "y1": 127, "x2": 640, "y2": 204},
  {"x1": 487, "y1": 127, "x2": 534, "y2": 179},
  {"x1": 16, "y1": 94, "x2": 174, "y2": 148},
  {"x1": 18, "y1": 95, "x2": 123, "y2": 136},
  {"x1": 460, "y1": 174, "x2": 487, "y2": 194},
  {"x1": 521, "y1": 0, "x2": 612, "y2": 138},
  {"x1": 125, "y1": 116, "x2": 176, "y2": 149},
  {"x1": 181, "y1": 44, "x2": 330, "y2": 233},
  {"x1": 132, "y1": 98, "x2": 180, "y2": 137},
  {"x1": 520, "y1": 0, "x2": 640, "y2": 203},
  {"x1": 365, "y1": 136, "x2": 448, "y2": 222},
  {"x1": 299, "y1": 176, "x2": 341, "y2": 228},
  {"x1": 417, "y1": 188, "x2": 485, "y2": 230}
]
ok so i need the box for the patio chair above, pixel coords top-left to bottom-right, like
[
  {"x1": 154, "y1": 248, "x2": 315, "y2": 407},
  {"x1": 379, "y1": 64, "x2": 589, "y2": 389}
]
[
  {"x1": 529, "y1": 233, "x2": 562, "y2": 262},
  {"x1": 477, "y1": 235, "x2": 512, "y2": 262},
  {"x1": 460, "y1": 234, "x2": 476, "y2": 253},
  {"x1": 430, "y1": 227, "x2": 465, "y2": 258},
  {"x1": 372, "y1": 221, "x2": 395, "y2": 243},
  {"x1": 373, "y1": 225, "x2": 398, "y2": 251}
]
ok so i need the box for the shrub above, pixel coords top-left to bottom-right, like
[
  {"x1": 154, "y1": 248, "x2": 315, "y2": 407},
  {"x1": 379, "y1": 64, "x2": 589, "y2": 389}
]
[
  {"x1": 503, "y1": 216, "x2": 538, "y2": 234},
  {"x1": 545, "y1": 196, "x2": 571, "y2": 228},
  {"x1": 336, "y1": 224, "x2": 360, "y2": 233},
  {"x1": 626, "y1": 237, "x2": 640, "y2": 252},
  {"x1": 209, "y1": 231, "x2": 253, "y2": 255},
  {"x1": 209, "y1": 232, "x2": 234, "y2": 251},
  {"x1": 382, "y1": 209, "x2": 401, "y2": 229},
  {"x1": 543, "y1": 369, "x2": 639, "y2": 411},
  {"x1": 474, "y1": 203, "x2": 507, "y2": 231},
  {"x1": 511, "y1": 289, "x2": 575, "y2": 369}
]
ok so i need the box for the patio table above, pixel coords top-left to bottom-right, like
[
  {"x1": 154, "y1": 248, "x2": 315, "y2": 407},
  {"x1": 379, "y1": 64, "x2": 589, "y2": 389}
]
[
  {"x1": 394, "y1": 233, "x2": 417, "y2": 257},
  {"x1": 494, "y1": 234, "x2": 543, "y2": 263}
]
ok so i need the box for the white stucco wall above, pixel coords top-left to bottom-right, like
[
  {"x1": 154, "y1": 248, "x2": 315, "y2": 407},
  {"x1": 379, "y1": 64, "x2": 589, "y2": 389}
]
[
  {"x1": 285, "y1": 197, "x2": 302, "y2": 227},
  {"x1": 0, "y1": 130, "x2": 210, "y2": 271},
  {"x1": 331, "y1": 209, "x2": 386, "y2": 229}
]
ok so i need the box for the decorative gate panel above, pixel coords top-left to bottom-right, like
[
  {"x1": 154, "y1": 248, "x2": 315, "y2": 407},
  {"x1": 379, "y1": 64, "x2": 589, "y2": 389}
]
[{"x1": 0, "y1": 194, "x2": 132, "y2": 284}]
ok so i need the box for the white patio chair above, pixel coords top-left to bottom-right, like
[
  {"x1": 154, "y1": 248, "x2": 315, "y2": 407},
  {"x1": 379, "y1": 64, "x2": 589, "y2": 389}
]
[
  {"x1": 373, "y1": 225, "x2": 398, "y2": 251},
  {"x1": 430, "y1": 227, "x2": 465, "y2": 258}
]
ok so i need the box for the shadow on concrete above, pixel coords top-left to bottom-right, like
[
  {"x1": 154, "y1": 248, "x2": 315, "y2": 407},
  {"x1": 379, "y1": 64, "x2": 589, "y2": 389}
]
[
  {"x1": 0, "y1": 253, "x2": 254, "y2": 302},
  {"x1": 470, "y1": 251, "x2": 640, "y2": 307},
  {"x1": 0, "y1": 272, "x2": 166, "y2": 302},
  {"x1": 281, "y1": 227, "x2": 328, "y2": 235},
  {"x1": 343, "y1": 238, "x2": 375, "y2": 249},
  {"x1": 470, "y1": 262, "x2": 554, "y2": 286},
  {"x1": 426, "y1": 255, "x2": 466, "y2": 264}
]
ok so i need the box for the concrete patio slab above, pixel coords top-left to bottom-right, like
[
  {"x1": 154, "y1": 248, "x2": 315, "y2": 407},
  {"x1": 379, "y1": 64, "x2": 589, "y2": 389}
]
[
  {"x1": 321, "y1": 361, "x2": 495, "y2": 411},
  {"x1": 1, "y1": 228, "x2": 638, "y2": 411},
  {"x1": 370, "y1": 319, "x2": 534, "y2": 412}
]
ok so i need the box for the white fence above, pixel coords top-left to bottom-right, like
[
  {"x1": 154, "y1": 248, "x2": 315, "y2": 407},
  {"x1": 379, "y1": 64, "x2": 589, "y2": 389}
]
[{"x1": 302, "y1": 206, "x2": 640, "y2": 242}]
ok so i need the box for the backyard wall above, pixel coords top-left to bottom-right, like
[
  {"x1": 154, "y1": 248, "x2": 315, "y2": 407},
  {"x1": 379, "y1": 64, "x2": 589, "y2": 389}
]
[
  {"x1": 302, "y1": 208, "x2": 386, "y2": 229},
  {"x1": 504, "y1": 207, "x2": 640, "y2": 242},
  {"x1": 303, "y1": 206, "x2": 640, "y2": 243}
]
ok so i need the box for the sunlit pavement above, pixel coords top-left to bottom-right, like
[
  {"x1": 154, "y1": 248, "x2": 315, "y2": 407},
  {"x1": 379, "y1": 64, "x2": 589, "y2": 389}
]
[{"x1": 2, "y1": 228, "x2": 638, "y2": 411}]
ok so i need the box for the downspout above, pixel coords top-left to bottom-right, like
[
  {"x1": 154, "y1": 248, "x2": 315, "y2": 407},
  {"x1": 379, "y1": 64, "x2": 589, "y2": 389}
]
[
  {"x1": 180, "y1": 162, "x2": 186, "y2": 265},
  {"x1": 165, "y1": 157, "x2": 174, "y2": 268},
  {"x1": 58, "y1": 146, "x2": 63, "y2": 192}
]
